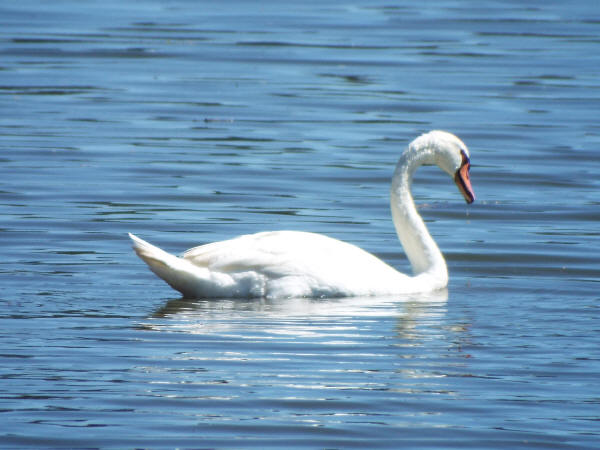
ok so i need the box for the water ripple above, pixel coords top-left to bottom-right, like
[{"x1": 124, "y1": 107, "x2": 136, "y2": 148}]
[{"x1": 1, "y1": 0, "x2": 599, "y2": 448}]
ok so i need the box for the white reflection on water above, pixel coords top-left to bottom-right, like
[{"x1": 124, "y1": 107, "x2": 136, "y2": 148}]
[{"x1": 141, "y1": 289, "x2": 448, "y2": 337}]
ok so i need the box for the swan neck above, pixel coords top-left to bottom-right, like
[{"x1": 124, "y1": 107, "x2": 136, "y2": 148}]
[{"x1": 390, "y1": 149, "x2": 447, "y2": 286}]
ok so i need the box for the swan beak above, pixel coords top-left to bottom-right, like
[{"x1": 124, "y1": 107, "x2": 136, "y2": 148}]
[{"x1": 455, "y1": 159, "x2": 475, "y2": 204}]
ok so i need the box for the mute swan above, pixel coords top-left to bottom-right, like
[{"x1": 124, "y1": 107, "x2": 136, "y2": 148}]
[{"x1": 129, "y1": 130, "x2": 475, "y2": 299}]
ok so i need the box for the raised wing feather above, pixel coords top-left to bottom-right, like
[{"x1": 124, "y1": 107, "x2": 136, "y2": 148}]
[{"x1": 182, "y1": 230, "x2": 398, "y2": 281}]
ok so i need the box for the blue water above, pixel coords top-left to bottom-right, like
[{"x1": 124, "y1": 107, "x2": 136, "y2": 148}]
[{"x1": 1, "y1": 1, "x2": 599, "y2": 448}]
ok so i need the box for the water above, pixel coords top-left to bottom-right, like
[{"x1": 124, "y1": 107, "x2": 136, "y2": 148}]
[{"x1": 1, "y1": 0, "x2": 599, "y2": 447}]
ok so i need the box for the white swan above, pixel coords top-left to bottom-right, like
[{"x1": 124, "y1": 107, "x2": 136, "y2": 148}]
[{"x1": 129, "y1": 130, "x2": 475, "y2": 299}]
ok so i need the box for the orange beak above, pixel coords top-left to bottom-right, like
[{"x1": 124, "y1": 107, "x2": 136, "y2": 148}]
[{"x1": 454, "y1": 152, "x2": 475, "y2": 204}]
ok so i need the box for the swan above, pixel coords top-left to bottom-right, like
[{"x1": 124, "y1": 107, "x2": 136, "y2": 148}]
[{"x1": 129, "y1": 130, "x2": 475, "y2": 299}]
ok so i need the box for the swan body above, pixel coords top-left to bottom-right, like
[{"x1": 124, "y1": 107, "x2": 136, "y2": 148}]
[{"x1": 129, "y1": 130, "x2": 475, "y2": 299}]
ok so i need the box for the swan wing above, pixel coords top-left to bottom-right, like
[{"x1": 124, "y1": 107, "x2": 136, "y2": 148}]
[
  {"x1": 183, "y1": 231, "x2": 385, "y2": 274},
  {"x1": 183, "y1": 231, "x2": 297, "y2": 274},
  {"x1": 182, "y1": 231, "x2": 404, "y2": 297}
]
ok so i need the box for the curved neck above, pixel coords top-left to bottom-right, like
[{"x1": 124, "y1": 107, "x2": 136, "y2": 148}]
[{"x1": 390, "y1": 148, "x2": 448, "y2": 287}]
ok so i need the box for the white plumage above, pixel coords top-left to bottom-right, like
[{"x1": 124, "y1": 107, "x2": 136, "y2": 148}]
[{"x1": 129, "y1": 130, "x2": 475, "y2": 299}]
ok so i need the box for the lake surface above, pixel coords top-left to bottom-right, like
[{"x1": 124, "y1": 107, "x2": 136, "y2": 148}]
[{"x1": 1, "y1": 0, "x2": 599, "y2": 448}]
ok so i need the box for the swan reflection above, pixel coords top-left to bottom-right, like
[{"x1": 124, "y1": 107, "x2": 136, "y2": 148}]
[
  {"x1": 141, "y1": 289, "x2": 448, "y2": 339},
  {"x1": 136, "y1": 290, "x2": 470, "y2": 411}
]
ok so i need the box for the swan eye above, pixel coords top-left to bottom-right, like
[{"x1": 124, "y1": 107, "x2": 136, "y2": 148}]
[{"x1": 460, "y1": 149, "x2": 470, "y2": 168}]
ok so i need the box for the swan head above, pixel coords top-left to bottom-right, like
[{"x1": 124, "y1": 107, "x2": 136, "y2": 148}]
[{"x1": 410, "y1": 130, "x2": 475, "y2": 204}]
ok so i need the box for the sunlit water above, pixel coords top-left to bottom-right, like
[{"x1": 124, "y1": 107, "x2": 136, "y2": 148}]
[{"x1": 1, "y1": 1, "x2": 599, "y2": 448}]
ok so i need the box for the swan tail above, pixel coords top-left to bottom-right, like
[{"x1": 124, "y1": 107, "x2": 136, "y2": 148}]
[{"x1": 128, "y1": 233, "x2": 210, "y2": 298}]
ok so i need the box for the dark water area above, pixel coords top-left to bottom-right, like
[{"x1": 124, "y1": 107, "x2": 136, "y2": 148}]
[{"x1": 1, "y1": 1, "x2": 599, "y2": 448}]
